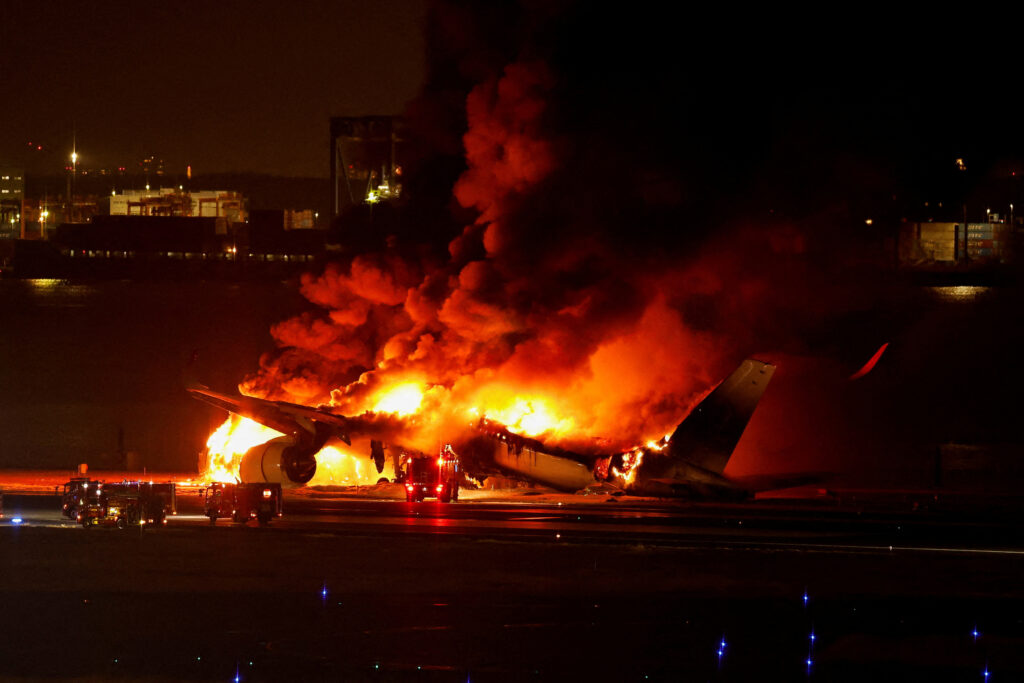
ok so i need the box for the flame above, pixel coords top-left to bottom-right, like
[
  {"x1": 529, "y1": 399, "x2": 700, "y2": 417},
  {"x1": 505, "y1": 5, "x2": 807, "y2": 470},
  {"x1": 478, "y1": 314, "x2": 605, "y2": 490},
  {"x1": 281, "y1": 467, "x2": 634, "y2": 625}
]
[
  {"x1": 610, "y1": 435, "x2": 668, "y2": 486},
  {"x1": 201, "y1": 416, "x2": 398, "y2": 486},
  {"x1": 372, "y1": 382, "x2": 424, "y2": 416},
  {"x1": 474, "y1": 393, "x2": 575, "y2": 439},
  {"x1": 308, "y1": 443, "x2": 397, "y2": 486},
  {"x1": 612, "y1": 447, "x2": 644, "y2": 485},
  {"x1": 204, "y1": 415, "x2": 283, "y2": 483}
]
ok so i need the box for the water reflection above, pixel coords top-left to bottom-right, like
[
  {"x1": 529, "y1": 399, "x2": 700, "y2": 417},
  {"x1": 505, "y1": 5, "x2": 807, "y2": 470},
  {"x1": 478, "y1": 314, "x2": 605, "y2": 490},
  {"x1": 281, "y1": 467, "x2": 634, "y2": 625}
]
[
  {"x1": 927, "y1": 285, "x2": 993, "y2": 303},
  {"x1": 25, "y1": 278, "x2": 97, "y2": 306}
]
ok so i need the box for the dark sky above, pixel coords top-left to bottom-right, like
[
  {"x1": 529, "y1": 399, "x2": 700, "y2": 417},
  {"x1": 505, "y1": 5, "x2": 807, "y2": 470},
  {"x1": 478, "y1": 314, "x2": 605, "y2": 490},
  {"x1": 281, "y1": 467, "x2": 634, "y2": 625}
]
[{"x1": 0, "y1": 0, "x2": 425, "y2": 178}]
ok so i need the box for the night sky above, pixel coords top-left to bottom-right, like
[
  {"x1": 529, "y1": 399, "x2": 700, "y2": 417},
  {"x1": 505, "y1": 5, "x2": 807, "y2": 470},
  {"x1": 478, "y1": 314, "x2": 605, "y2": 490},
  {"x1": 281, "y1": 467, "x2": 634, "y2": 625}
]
[
  {"x1": 1, "y1": 2, "x2": 1020, "y2": 198},
  {"x1": 0, "y1": 0, "x2": 425, "y2": 177}
]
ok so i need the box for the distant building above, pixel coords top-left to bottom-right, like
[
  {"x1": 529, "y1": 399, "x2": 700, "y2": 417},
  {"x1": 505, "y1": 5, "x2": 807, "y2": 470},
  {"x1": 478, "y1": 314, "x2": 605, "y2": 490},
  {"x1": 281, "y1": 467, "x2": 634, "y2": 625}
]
[
  {"x1": 0, "y1": 169, "x2": 24, "y2": 238},
  {"x1": 105, "y1": 188, "x2": 247, "y2": 234},
  {"x1": 284, "y1": 209, "x2": 316, "y2": 230},
  {"x1": 330, "y1": 116, "x2": 406, "y2": 219},
  {"x1": 140, "y1": 154, "x2": 164, "y2": 178},
  {"x1": 0, "y1": 169, "x2": 24, "y2": 200},
  {"x1": 899, "y1": 218, "x2": 1014, "y2": 266}
]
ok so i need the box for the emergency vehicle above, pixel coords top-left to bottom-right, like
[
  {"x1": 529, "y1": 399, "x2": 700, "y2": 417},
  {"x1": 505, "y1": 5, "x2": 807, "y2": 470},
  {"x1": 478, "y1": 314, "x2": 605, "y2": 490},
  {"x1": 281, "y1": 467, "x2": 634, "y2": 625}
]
[
  {"x1": 404, "y1": 446, "x2": 461, "y2": 503},
  {"x1": 76, "y1": 481, "x2": 175, "y2": 528},
  {"x1": 201, "y1": 482, "x2": 282, "y2": 526}
]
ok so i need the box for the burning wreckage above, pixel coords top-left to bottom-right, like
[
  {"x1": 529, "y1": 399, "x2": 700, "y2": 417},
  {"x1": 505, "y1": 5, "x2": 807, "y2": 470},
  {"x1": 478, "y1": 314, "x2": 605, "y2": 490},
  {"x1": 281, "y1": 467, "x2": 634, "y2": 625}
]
[{"x1": 188, "y1": 358, "x2": 784, "y2": 500}]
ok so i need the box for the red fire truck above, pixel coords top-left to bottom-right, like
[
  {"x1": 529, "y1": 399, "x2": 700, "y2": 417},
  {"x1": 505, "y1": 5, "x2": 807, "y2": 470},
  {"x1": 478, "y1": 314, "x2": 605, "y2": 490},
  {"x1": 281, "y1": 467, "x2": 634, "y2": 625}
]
[
  {"x1": 201, "y1": 482, "x2": 282, "y2": 526},
  {"x1": 404, "y1": 446, "x2": 461, "y2": 503}
]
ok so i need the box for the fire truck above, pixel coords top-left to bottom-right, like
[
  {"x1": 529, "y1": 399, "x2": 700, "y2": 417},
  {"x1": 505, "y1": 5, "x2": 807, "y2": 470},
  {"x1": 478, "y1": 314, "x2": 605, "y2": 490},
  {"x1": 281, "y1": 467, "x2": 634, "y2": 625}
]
[
  {"x1": 76, "y1": 481, "x2": 176, "y2": 528},
  {"x1": 404, "y1": 446, "x2": 461, "y2": 503},
  {"x1": 61, "y1": 477, "x2": 98, "y2": 519},
  {"x1": 201, "y1": 482, "x2": 282, "y2": 526}
]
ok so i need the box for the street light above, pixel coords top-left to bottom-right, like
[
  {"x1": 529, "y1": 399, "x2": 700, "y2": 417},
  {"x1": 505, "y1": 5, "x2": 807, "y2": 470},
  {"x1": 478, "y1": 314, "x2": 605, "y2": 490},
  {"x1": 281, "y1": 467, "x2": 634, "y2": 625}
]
[{"x1": 69, "y1": 150, "x2": 78, "y2": 222}]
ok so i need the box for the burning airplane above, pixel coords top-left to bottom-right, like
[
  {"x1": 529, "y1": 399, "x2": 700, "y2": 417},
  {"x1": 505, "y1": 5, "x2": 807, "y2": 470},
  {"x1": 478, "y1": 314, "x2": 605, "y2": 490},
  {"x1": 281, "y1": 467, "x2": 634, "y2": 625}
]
[
  {"x1": 189, "y1": 358, "x2": 777, "y2": 499},
  {"x1": 185, "y1": 25, "x2": 840, "y2": 496}
]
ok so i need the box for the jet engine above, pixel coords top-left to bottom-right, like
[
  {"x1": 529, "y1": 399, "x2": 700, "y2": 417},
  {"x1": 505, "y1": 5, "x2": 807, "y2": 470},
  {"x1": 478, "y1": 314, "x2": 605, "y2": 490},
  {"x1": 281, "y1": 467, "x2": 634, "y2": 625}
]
[{"x1": 238, "y1": 436, "x2": 317, "y2": 487}]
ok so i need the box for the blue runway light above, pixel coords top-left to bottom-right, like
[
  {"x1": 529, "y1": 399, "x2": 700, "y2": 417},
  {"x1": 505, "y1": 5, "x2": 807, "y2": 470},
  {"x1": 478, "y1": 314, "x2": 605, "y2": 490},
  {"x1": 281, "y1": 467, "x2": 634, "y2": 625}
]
[
  {"x1": 810, "y1": 631, "x2": 816, "y2": 642},
  {"x1": 983, "y1": 665, "x2": 990, "y2": 680},
  {"x1": 10, "y1": 517, "x2": 22, "y2": 524},
  {"x1": 973, "y1": 626, "x2": 980, "y2": 641},
  {"x1": 321, "y1": 582, "x2": 328, "y2": 600}
]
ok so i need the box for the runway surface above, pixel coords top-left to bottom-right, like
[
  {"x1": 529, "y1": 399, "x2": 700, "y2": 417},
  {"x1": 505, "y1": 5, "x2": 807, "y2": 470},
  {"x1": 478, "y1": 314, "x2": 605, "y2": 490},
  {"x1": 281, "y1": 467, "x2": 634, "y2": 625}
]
[
  {"x1": 8, "y1": 486, "x2": 1024, "y2": 555},
  {"x1": 4, "y1": 488, "x2": 1024, "y2": 681}
]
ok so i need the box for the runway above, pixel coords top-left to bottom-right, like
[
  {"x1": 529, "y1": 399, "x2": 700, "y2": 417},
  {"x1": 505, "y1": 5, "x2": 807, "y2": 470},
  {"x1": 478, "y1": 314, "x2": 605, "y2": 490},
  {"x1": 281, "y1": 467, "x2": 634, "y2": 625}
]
[
  {"x1": 5, "y1": 487, "x2": 1024, "y2": 681},
  {"x1": 8, "y1": 486, "x2": 1024, "y2": 557}
]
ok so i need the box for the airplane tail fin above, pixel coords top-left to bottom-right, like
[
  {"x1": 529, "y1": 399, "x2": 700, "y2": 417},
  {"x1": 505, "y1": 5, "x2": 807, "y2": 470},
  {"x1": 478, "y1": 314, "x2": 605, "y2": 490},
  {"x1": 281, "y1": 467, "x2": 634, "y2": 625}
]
[{"x1": 666, "y1": 359, "x2": 775, "y2": 474}]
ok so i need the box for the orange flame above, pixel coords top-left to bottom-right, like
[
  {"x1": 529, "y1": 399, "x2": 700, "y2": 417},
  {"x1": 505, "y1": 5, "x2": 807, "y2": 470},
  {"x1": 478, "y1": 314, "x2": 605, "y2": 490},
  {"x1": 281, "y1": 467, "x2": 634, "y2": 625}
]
[
  {"x1": 611, "y1": 447, "x2": 644, "y2": 485},
  {"x1": 482, "y1": 397, "x2": 574, "y2": 438},
  {"x1": 308, "y1": 443, "x2": 397, "y2": 486},
  {"x1": 201, "y1": 416, "x2": 398, "y2": 486},
  {"x1": 204, "y1": 415, "x2": 282, "y2": 483},
  {"x1": 372, "y1": 382, "x2": 424, "y2": 416}
]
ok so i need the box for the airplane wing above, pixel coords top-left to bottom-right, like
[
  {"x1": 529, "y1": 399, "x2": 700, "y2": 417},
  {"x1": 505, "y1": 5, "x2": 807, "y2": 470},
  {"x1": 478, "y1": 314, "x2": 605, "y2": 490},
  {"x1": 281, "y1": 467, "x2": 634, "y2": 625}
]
[{"x1": 185, "y1": 371, "x2": 353, "y2": 445}]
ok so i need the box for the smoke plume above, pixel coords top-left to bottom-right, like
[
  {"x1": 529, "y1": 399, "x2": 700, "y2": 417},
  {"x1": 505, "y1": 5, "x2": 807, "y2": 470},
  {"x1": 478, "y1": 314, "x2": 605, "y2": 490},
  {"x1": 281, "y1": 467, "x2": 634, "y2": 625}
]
[{"x1": 240, "y1": 2, "x2": 893, "y2": 464}]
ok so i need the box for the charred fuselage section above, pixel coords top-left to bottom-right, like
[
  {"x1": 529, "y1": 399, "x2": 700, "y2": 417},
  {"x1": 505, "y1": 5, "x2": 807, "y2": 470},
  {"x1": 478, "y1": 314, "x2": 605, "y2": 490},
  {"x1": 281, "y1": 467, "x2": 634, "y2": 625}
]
[
  {"x1": 455, "y1": 420, "x2": 597, "y2": 491},
  {"x1": 454, "y1": 359, "x2": 776, "y2": 498}
]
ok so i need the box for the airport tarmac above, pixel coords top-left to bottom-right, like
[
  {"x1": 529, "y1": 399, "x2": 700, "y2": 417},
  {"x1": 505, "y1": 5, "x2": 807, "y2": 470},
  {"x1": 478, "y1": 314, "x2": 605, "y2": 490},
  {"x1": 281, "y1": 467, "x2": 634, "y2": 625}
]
[{"x1": 3, "y1": 481, "x2": 1024, "y2": 681}]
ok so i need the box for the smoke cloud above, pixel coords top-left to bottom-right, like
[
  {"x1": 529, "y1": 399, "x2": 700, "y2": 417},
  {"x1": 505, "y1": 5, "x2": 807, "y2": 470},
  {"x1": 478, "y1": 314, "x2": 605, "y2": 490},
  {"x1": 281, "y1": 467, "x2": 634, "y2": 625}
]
[{"x1": 240, "y1": 3, "x2": 895, "y2": 466}]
